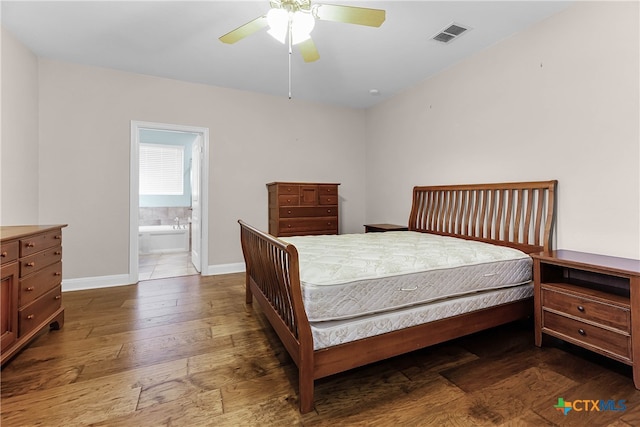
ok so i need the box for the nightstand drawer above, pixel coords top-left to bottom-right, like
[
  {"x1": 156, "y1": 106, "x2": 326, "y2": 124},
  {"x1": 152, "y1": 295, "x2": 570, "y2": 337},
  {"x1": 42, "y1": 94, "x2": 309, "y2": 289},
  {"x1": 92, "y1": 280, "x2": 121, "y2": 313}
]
[
  {"x1": 542, "y1": 286, "x2": 630, "y2": 332},
  {"x1": 543, "y1": 311, "x2": 631, "y2": 361}
]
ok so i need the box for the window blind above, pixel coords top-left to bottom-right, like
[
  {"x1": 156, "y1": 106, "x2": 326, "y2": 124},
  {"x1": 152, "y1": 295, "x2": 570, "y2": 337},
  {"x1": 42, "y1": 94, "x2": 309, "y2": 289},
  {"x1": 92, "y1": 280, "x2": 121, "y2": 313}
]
[{"x1": 139, "y1": 143, "x2": 184, "y2": 195}]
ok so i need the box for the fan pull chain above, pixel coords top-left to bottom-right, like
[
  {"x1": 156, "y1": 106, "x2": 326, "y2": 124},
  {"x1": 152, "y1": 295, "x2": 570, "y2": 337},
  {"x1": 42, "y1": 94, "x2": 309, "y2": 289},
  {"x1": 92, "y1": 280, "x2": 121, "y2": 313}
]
[{"x1": 288, "y1": 18, "x2": 292, "y2": 100}]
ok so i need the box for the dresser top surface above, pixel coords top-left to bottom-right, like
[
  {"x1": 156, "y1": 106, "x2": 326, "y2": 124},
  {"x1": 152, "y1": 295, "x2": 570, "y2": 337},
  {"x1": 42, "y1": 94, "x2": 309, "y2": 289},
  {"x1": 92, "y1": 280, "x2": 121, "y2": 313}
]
[
  {"x1": 1, "y1": 225, "x2": 67, "y2": 241},
  {"x1": 266, "y1": 182, "x2": 340, "y2": 186}
]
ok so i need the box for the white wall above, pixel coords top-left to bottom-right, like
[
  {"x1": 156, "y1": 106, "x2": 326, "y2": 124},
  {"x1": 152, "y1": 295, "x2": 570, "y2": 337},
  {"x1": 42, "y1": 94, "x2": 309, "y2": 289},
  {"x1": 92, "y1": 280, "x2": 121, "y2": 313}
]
[
  {"x1": 35, "y1": 60, "x2": 366, "y2": 280},
  {"x1": 366, "y1": 1, "x2": 640, "y2": 259},
  {"x1": 1, "y1": 28, "x2": 39, "y2": 224}
]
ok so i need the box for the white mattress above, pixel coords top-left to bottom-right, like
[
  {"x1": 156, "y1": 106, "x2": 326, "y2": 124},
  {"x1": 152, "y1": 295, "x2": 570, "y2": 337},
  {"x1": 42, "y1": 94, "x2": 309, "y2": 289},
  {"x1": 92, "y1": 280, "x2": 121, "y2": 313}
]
[
  {"x1": 310, "y1": 283, "x2": 533, "y2": 350},
  {"x1": 281, "y1": 232, "x2": 532, "y2": 322}
]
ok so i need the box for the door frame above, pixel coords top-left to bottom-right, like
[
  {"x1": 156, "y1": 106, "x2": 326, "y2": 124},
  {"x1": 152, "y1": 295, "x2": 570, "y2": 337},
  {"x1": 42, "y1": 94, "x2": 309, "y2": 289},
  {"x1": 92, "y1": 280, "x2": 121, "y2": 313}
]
[{"x1": 129, "y1": 120, "x2": 210, "y2": 283}]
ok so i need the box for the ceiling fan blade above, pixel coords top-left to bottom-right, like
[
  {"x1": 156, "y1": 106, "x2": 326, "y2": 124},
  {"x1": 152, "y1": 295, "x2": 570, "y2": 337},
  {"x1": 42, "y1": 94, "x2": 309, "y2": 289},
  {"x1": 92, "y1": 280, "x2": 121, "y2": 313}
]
[
  {"x1": 219, "y1": 16, "x2": 268, "y2": 44},
  {"x1": 298, "y1": 38, "x2": 320, "y2": 63},
  {"x1": 314, "y1": 4, "x2": 385, "y2": 27}
]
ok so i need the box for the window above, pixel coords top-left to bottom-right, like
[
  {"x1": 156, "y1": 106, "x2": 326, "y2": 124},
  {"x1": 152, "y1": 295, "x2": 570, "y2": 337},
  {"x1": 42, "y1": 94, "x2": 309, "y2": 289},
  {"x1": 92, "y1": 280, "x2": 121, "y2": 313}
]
[{"x1": 139, "y1": 143, "x2": 184, "y2": 195}]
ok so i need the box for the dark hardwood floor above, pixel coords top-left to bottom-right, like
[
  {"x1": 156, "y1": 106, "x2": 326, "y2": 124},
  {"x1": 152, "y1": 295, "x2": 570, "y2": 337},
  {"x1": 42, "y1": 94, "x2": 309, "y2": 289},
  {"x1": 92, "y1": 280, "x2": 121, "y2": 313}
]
[{"x1": 1, "y1": 273, "x2": 639, "y2": 426}]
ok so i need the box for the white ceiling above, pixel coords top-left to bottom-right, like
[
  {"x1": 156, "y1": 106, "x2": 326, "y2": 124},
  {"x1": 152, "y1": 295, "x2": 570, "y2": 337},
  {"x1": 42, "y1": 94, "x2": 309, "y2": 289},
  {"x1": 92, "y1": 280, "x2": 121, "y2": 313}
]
[{"x1": 1, "y1": 1, "x2": 571, "y2": 109}]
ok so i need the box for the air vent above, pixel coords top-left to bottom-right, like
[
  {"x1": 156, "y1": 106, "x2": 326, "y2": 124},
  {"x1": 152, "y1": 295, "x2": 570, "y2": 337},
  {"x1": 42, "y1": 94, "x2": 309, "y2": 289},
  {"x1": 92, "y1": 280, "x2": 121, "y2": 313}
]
[{"x1": 432, "y1": 23, "x2": 470, "y2": 44}]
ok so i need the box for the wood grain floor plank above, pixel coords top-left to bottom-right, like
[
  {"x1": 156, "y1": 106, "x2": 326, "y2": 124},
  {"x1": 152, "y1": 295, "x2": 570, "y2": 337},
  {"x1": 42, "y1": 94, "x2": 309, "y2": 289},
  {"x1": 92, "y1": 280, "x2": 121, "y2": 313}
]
[
  {"x1": 77, "y1": 330, "x2": 233, "y2": 382},
  {"x1": 90, "y1": 389, "x2": 224, "y2": 427},
  {"x1": 1, "y1": 377, "x2": 141, "y2": 426},
  {"x1": 220, "y1": 366, "x2": 299, "y2": 413},
  {"x1": 459, "y1": 366, "x2": 577, "y2": 424}
]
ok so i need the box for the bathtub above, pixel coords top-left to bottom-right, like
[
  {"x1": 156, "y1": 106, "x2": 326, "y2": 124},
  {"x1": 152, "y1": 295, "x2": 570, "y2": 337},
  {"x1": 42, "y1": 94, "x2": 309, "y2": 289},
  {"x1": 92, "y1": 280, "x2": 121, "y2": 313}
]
[{"x1": 139, "y1": 225, "x2": 189, "y2": 254}]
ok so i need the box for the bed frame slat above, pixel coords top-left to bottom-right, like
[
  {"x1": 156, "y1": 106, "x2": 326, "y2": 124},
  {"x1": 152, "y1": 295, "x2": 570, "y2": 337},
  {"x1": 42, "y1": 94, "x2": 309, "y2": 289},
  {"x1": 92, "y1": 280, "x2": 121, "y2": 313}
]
[{"x1": 409, "y1": 180, "x2": 556, "y2": 252}]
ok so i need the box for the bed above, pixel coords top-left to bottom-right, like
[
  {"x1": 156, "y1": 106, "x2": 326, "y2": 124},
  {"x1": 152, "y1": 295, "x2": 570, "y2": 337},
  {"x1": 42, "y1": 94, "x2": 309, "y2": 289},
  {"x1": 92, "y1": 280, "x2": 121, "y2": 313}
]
[{"x1": 239, "y1": 180, "x2": 557, "y2": 413}]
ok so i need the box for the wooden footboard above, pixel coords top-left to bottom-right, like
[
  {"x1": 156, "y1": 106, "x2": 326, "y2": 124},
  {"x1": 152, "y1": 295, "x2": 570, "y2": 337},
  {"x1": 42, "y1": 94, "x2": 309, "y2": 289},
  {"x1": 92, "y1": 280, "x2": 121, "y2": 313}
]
[{"x1": 238, "y1": 220, "x2": 315, "y2": 411}]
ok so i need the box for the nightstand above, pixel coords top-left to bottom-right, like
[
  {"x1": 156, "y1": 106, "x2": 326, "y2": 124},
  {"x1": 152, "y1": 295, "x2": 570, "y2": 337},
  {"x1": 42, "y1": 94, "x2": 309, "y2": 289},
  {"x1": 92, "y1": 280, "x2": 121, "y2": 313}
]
[
  {"x1": 532, "y1": 250, "x2": 640, "y2": 390},
  {"x1": 364, "y1": 224, "x2": 409, "y2": 233}
]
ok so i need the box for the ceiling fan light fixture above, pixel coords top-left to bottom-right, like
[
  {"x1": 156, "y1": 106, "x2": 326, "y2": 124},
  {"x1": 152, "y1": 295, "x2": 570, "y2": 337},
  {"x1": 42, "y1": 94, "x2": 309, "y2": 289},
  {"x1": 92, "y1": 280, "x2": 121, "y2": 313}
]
[
  {"x1": 291, "y1": 11, "x2": 315, "y2": 45},
  {"x1": 267, "y1": 8, "x2": 289, "y2": 43},
  {"x1": 267, "y1": 7, "x2": 316, "y2": 45}
]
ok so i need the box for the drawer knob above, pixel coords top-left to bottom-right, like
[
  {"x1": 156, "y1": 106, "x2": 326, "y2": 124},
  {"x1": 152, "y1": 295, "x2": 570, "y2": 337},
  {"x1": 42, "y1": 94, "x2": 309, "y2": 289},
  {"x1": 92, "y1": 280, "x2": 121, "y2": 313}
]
[
  {"x1": 286, "y1": 199, "x2": 291, "y2": 203},
  {"x1": 54, "y1": 272, "x2": 62, "y2": 276},
  {"x1": 55, "y1": 251, "x2": 62, "y2": 255},
  {"x1": 25, "y1": 287, "x2": 34, "y2": 292},
  {"x1": 287, "y1": 225, "x2": 292, "y2": 228},
  {"x1": 27, "y1": 314, "x2": 34, "y2": 320},
  {"x1": 327, "y1": 209, "x2": 331, "y2": 213},
  {"x1": 55, "y1": 295, "x2": 61, "y2": 300},
  {"x1": 55, "y1": 235, "x2": 62, "y2": 239},
  {"x1": 26, "y1": 242, "x2": 35, "y2": 248},
  {"x1": 287, "y1": 210, "x2": 292, "y2": 214},
  {"x1": 577, "y1": 305, "x2": 585, "y2": 312},
  {"x1": 578, "y1": 328, "x2": 586, "y2": 336},
  {"x1": 26, "y1": 262, "x2": 35, "y2": 267},
  {"x1": 1, "y1": 252, "x2": 6, "y2": 258}
]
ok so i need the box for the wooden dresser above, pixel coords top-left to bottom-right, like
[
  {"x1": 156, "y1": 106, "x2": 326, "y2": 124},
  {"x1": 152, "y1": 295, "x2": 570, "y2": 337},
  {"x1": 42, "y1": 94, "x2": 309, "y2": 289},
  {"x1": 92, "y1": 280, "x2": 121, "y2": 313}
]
[
  {"x1": 267, "y1": 182, "x2": 339, "y2": 237},
  {"x1": 532, "y1": 250, "x2": 640, "y2": 390},
  {"x1": 1, "y1": 225, "x2": 66, "y2": 365}
]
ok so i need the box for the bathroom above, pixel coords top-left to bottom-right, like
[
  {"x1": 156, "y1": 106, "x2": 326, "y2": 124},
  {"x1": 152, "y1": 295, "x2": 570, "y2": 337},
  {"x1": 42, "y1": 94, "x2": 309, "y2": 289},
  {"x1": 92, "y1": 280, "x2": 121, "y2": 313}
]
[{"x1": 138, "y1": 128, "x2": 200, "y2": 280}]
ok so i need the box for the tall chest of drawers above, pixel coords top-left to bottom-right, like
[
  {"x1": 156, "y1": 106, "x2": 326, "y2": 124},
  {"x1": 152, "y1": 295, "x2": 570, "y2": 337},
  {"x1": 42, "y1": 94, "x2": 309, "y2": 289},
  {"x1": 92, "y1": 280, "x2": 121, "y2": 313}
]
[
  {"x1": 267, "y1": 182, "x2": 340, "y2": 237},
  {"x1": 1, "y1": 225, "x2": 66, "y2": 365}
]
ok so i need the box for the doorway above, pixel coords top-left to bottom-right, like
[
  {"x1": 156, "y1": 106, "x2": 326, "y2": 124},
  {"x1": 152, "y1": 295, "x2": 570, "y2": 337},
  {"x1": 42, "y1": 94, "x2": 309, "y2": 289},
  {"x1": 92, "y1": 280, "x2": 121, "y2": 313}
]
[{"x1": 130, "y1": 121, "x2": 210, "y2": 283}]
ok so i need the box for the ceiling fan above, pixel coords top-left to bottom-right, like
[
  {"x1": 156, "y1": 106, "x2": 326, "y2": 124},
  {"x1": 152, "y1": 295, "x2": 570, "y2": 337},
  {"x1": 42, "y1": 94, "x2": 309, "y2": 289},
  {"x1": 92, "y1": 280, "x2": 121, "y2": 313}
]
[{"x1": 219, "y1": 0, "x2": 386, "y2": 63}]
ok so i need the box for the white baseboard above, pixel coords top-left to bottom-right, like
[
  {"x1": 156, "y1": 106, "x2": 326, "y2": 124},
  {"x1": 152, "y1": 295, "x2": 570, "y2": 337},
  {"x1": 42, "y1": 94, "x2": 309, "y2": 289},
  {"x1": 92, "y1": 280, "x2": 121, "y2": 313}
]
[
  {"x1": 204, "y1": 262, "x2": 245, "y2": 276},
  {"x1": 62, "y1": 274, "x2": 133, "y2": 292},
  {"x1": 62, "y1": 263, "x2": 246, "y2": 292}
]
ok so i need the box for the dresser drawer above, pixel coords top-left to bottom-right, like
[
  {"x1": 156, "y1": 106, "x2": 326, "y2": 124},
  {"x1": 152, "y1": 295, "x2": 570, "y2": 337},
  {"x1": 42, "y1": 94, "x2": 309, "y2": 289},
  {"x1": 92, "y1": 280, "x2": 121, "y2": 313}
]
[
  {"x1": 318, "y1": 184, "x2": 338, "y2": 196},
  {"x1": 20, "y1": 246, "x2": 62, "y2": 278},
  {"x1": 19, "y1": 229, "x2": 63, "y2": 257},
  {"x1": 19, "y1": 261, "x2": 62, "y2": 307},
  {"x1": 278, "y1": 195, "x2": 300, "y2": 206},
  {"x1": 277, "y1": 184, "x2": 300, "y2": 195},
  {"x1": 542, "y1": 286, "x2": 630, "y2": 332},
  {"x1": 543, "y1": 311, "x2": 631, "y2": 361},
  {"x1": 1, "y1": 241, "x2": 19, "y2": 265},
  {"x1": 279, "y1": 207, "x2": 338, "y2": 218},
  {"x1": 18, "y1": 285, "x2": 62, "y2": 337},
  {"x1": 319, "y1": 195, "x2": 338, "y2": 205},
  {"x1": 279, "y1": 218, "x2": 338, "y2": 235}
]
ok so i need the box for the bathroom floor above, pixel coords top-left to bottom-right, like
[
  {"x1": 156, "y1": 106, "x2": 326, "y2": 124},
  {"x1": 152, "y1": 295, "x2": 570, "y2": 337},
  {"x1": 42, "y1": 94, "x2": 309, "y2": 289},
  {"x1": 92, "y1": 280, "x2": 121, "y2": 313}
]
[{"x1": 138, "y1": 252, "x2": 198, "y2": 281}]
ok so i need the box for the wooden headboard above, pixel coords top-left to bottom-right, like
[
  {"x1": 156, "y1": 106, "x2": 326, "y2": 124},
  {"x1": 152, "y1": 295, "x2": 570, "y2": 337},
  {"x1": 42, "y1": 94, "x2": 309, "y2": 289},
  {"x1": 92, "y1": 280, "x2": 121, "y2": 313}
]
[{"x1": 408, "y1": 180, "x2": 557, "y2": 253}]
